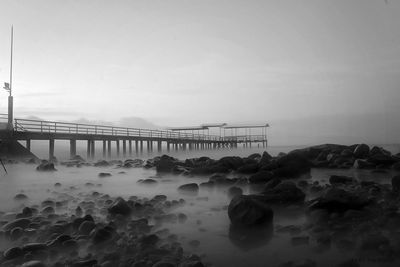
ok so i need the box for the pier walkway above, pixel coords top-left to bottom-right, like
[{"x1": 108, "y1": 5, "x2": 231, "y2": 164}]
[{"x1": 0, "y1": 115, "x2": 268, "y2": 159}]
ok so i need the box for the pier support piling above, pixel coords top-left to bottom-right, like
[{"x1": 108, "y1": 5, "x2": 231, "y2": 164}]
[
  {"x1": 70, "y1": 140, "x2": 76, "y2": 158},
  {"x1": 49, "y1": 139, "x2": 55, "y2": 161},
  {"x1": 107, "y1": 140, "x2": 111, "y2": 158}
]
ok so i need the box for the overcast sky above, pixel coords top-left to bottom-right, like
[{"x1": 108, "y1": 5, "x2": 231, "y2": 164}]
[{"x1": 0, "y1": 0, "x2": 399, "y2": 145}]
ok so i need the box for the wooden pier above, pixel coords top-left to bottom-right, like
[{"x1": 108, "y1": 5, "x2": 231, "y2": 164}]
[{"x1": 0, "y1": 116, "x2": 269, "y2": 160}]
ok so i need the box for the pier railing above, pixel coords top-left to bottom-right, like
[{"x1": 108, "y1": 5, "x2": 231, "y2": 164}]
[
  {"x1": 224, "y1": 135, "x2": 266, "y2": 142},
  {"x1": 13, "y1": 118, "x2": 223, "y2": 141}
]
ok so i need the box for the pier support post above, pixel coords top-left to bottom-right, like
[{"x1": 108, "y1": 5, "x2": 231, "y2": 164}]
[
  {"x1": 116, "y1": 140, "x2": 120, "y2": 157},
  {"x1": 107, "y1": 140, "x2": 111, "y2": 158},
  {"x1": 140, "y1": 140, "x2": 143, "y2": 154},
  {"x1": 49, "y1": 139, "x2": 55, "y2": 161},
  {"x1": 122, "y1": 140, "x2": 127, "y2": 157},
  {"x1": 26, "y1": 140, "x2": 31, "y2": 151},
  {"x1": 70, "y1": 140, "x2": 76, "y2": 158},
  {"x1": 86, "y1": 140, "x2": 91, "y2": 159},
  {"x1": 90, "y1": 140, "x2": 95, "y2": 159},
  {"x1": 167, "y1": 142, "x2": 170, "y2": 152},
  {"x1": 129, "y1": 140, "x2": 132, "y2": 156},
  {"x1": 102, "y1": 140, "x2": 106, "y2": 158},
  {"x1": 157, "y1": 141, "x2": 162, "y2": 153},
  {"x1": 135, "y1": 140, "x2": 139, "y2": 155}
]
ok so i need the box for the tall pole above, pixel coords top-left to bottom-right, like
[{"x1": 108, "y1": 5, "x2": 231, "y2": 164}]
[
  {"x1": 10, "y1": 26, "x2": 13, "y2": 96},
  {"x1": 8, "y1": 26, "x2": 14, "y2": 130}
]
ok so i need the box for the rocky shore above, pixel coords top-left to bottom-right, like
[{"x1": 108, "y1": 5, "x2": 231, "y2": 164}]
[{"x1": 1, "y1": 143, "x2": 400, "y2": 267}]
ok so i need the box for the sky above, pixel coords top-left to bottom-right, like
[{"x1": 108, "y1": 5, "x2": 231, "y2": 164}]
[{"x1": 0, "y1": 0, "x2": 399, "y2": 146}]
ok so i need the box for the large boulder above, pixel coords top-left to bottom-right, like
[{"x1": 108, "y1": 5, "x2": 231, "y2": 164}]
[
  {"x1": 237, "y1": 163, "x2": 259, "y2": 174},
  {"x1": 178, "y1": 183, "x2": 199, "y2": 195},
  {"x1": 36, "y1": 161, "x2": 56, "y2": 171},
  {"x1": 108, "y1": 197, "x2": 132, "y2": 216},
  {"x1": 248, "y1": 171, "x2": 275, "y2": 184},
  {"x1": 218, "y1": 156, "x2": 245, "y2": 170},
  {"x1": 353, "y1": 159, "x2": 375, "y2": 169},
  {"x1": 228, "y1": 195, "x2": 273, "y2": 227},
  {"x1": 392, "y1": 175, "x2": 400, "y2": 192},
  {"x1": 353, "y1": 144, "x2": 370, "y2": 159},
  {"x1": 308, "y1": 188, "x2": 371, "y2": 212},
  {"x1": 156, "y1": 155, "x2": 179, "y2": 173},
  {"x1": 259, "y1": 151, "x2": 273, "y2": 166},
  {"x1": 262, "y1": 181, "x2": 305, "y2": 204},
  {"x1": 368, "y1": 146, "x2": 396, "y2": 165},
  {"x1": 329, "y1": 175, "x2": 355, "y2": 185},
  {"x1": 272, "y1": 152, "x2": 311, "y2": 178}
]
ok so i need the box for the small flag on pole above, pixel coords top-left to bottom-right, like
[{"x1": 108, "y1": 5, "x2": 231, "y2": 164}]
[{"x1": 3, "y1": 82, "x2": 10, "y2": 91}]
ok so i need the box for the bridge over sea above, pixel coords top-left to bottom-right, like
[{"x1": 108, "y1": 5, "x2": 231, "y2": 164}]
[{"x1": 0, "y1": 114, "x2": 269, "y2": 160}]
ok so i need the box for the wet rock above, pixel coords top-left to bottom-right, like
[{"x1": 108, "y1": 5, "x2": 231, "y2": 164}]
[
  {"x1": 392, "y1": 175, "x2": 400, "y2": 192},
  {"x1": 153, "y1": 262, "x2": 175, "y2": 267},
  {"x1": 92, "y1": 227, "x2": 114, "y2": 244},
  {"x1": 228, "y1": 186, "x2": 243, "y2": 199},
  {"x1": 353, "y1": 159, "x2": 375, "y2": 169},
  {"x1": 14, "y1": 193, "x2": 28, "y2": 200},
  {"x1": 353, "y1": 144, "x2": 370, "y2": 158},
  {"x1": 218, "y1": 156, "x2": 244, "y2": 170},
  {"x1": 291, "y1": 236, "x2": 310, "y2": 246},
  {"x1": 108, "y1": 197, "x2": 132, "y2": 216},
  {"x1": 54, "y1": 182, "x2": 62, "y2": 187},
  {"x1": 268, "y1": 152, "x2": 311, "y2": 178},
  {"x1": 22, "y1": 243, "x2": 47, "y2": 253},
  {"x1": 10, "y1": 227, "x2": 23, "y2": 240},
  {"x1": 329, "y1": 175, "x2": 355, "y2": 185},
  {"x1": 156, "y1": 155, "x2": 178, "y2": 173},
  {"x1": 248, "y1": 171, "x2": 274, "y2": 184},
  {"x1": 94, "y1": 160, "x2": 110, "y2": 167},
  {"x1": 98, "y1": 172, "x2": 112, "y2": 178},
  {"x1": 138, "y1": 179, "x2": 158, "y2": 185},
  {"x1": 178, "y1": 260, "x2": 205, "y2": 267},
  {"x1": 78, "y1": 220, "x2": 96, "y2": 235},
  {"x1": 188, "y1": 239, "x2": 200, "y2": 248},
  {"x1": 178, "y1": 183, "x2": 199, "y2": 195},
  {"x1": 237, "y1": 163, "x2": 259, "y2": 174},
  {"x1": 41, "y1": 206, "x2": 55, "y2": 215},
  {"x1": 36, "y1": 162, "x2": 56, "y2": 171},
  {"x1": 336, "y1": 260, "x2": 360, "y2": 267},
  {"x1": 2, "y1": 218, "x2": 31, "y2": 231},
  {"x1": 262, "y1": 181, "x2": 305, "y2": 204},
  {"x1": 360, "y1": 233, "x2": 390, "y2": 250},
  {"x1": 21, "y1": 207, "x2": 33, "y2": 217},
  {"x1": 391, "y1": 162, "x2": 400, "y2": 171},
  {"x1": 178, "y1": 213, "x2": 188, "y2": 223},
  {"x1": 259, "y1": 151, "x2": 273, "y2": 166},
  {"x1": 228, "y1": 195, "x2": 273, "y2": 227},
  {"x1": 72, "y1": 259, "x2": 98, "y2": 267},
  {"x1": 308, "y1": 187, "x2": 371, "y2": 212},
  {"x1": 278, "y1": 259, "x2": 316, "y2": 267},
  {"x1": 21, "y1": 261, "x2": 47, "y2": 267},
  {"x1": 4, "y1": 246, "x2": 24, "y2": 260}
]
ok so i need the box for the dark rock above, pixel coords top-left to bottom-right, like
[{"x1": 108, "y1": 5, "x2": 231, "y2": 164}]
[
  {"x1": 218, "y1": 156, "x2": 244, "y2": 170},
  {"x1": 353, "y1": 159, "x2": 375, "y2": 169},
  {"x1": 259, "y1": 151, "x2": 273, "y2": 166},
  {"x1": 392, "y1": 175, "x2": 400, "y2": 192},
  {"x1": 228, "y1": 195, "x2": 273, "y2": 227},
  {"x1": 178, "y1": 183, "x2": 199, "y2": 195},
  {"x1": 360, "y1": 233, "x2": 389, "y2": 250},
  {"x1": 248, "y1": 171, "x2": 274, "y2": 184},
  {"x1": 152, "y1": 262, "x2": 175, "y2": 267},
  {"x1": 353, "y1": 144, "x2": 370, "y2": 158},
  {"x1": 391, "y1": 162, "x2": 400, "y2": 171},
  {"x1": 92, "y1": 227, "x2": 114, "y2": 244},
  {"x1": 4, "y1": 246, "x2": 24, "y2": 260},
  {"x1": 2, "y1": 218, "x2": 31, "y2": 231},
  {"x1": 156, "y1": 155, "x2": 178, "y2": 173},
  {"x1": 14, "y1": 193, "x2": 28, "y2": 200},
  {"x1": 329, "y1": 175, "x2": 355, "y2": 185},
  {"x1": 94, "y1": 160, "x2": 110, "y2": 167},
  {"x1": 72, "y1": 259, "x2": 98, "y2": 267},
  {"x1": 138, "y1": 179, "x2": 158, "y2": 185},
  {"x1": 108, "y1": 197, "x2": 131, "y2": 216},
  {"x1": 21, "y1": 261, "x2": 47, "y2": 267},
  {"x1": 291, "y1": 236, "x2": 310, "y2": 246},
  {"x1": 237, "y1": 163, "x2": 259, "y2": 174},
  {"x1": 10, "y1": 227, "x2": 23, "y2": 240},
  {"x1": 22, "y1": 243, "x2": 47, "y2": 253},
  {"x1": 308, "y1": 188, "x2": 371, "y2": 212},
  {"x1": 272, "y1": 152, "x2": 311, "y2": 178},
  {"x1": 228, "y1": 186, "x2": 243, "y2": 199},
  {"x1": 78, "y1": 220, "x2": 96, "y2": 235},
  {"x1": 36, "y1": 162, "x2": 56, "y2": 171},
  {"x1": 98, "y1": 172, "x2": 112, "y2": 178},
  {"x1": 262, "y1": 181, "x2": 305, "y2": 204}
]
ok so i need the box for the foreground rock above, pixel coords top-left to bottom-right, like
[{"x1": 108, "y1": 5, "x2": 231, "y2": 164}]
[
  {"x1": 228, "y1": 195, "x2": 274, "y2": 227},
  {"x1": 36, "y1": 161, "x2": 56, "y2": 171}
]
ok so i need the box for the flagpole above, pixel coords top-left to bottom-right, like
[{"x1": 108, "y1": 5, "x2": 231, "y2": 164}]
[{"x1": 9, "y1": 25, "x2": 13, "y2": 96}]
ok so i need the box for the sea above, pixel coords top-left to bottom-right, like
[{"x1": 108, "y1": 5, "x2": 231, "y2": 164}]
[{"x1": 0, "y1": 143, "x2": 399, "y2": 266}]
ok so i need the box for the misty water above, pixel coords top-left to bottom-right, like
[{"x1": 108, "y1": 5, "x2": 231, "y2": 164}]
[{"x1": 1, "y1": 145, "x2": 400, "y2": 267}]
